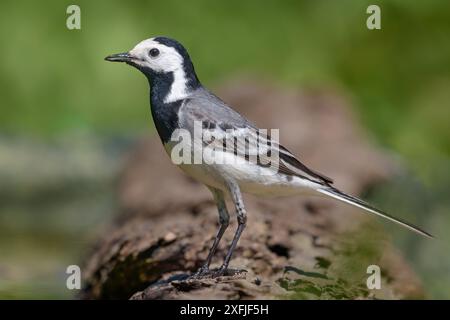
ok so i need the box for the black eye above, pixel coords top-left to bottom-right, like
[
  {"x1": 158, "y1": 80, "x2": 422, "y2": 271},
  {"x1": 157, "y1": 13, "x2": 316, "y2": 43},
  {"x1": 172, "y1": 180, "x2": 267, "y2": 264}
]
[{"x1": 149, "y1": 48, "x2": 160, "y2": 57}]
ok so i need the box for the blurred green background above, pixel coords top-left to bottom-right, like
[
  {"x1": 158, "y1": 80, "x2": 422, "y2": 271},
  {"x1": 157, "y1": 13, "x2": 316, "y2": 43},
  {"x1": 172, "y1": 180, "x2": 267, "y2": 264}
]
[{"x1": 0, "y1": 0, "x2": 448, "y2": 298}]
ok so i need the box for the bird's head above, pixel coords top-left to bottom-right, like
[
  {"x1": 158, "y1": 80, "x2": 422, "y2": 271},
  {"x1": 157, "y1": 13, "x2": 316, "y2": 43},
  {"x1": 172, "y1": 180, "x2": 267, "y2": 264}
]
[
  {"x1": 106, "y1": 37, "x2": 189, "y2": 73},
  {"x1": 105, "y1": 36, "x2": 200, "y2": 102}
]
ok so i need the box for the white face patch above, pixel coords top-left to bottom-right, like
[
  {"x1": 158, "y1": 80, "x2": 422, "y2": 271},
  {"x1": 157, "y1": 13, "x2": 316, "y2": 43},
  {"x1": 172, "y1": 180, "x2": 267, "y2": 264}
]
[{"x1": 129, "y1": 38, "x2": 189, "y2": 103}]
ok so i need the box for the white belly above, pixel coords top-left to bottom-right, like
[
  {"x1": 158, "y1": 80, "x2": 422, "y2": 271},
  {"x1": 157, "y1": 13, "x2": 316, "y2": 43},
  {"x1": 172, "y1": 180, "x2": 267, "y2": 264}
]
[{"x1": 164, "y1": 141, "x2": 320, "y2": 197}]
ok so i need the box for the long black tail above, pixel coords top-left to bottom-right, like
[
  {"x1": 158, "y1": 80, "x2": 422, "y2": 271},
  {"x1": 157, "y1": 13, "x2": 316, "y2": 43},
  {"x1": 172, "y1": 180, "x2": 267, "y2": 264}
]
[{"x1": 317, "y1": 187, "x2": 433, "y2": 238}]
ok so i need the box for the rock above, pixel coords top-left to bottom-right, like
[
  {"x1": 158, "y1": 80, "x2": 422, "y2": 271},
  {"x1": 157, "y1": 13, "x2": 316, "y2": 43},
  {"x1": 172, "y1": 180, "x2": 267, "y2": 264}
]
[{"x1": 80, "y1": 79, "x2": 424, "y2": 300}]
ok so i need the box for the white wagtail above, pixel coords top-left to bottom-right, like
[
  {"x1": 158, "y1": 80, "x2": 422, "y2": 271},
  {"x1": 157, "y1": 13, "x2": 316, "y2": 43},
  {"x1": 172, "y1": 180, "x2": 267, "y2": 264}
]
[{"x1": 105, "y1": 36, "x2": 432, "y2": 277}]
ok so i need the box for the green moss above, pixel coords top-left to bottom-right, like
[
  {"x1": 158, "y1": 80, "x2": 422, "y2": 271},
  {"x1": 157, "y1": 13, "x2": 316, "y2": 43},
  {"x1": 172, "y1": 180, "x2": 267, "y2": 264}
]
[{"x1": 278, "y1": 222, "x2": 389, "y2": 300}]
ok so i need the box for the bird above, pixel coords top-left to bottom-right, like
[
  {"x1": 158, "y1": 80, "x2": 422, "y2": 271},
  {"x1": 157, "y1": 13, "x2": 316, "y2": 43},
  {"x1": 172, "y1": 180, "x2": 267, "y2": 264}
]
[{"x1": 105, "y1": 36, "x2": 432, "y2": 277}]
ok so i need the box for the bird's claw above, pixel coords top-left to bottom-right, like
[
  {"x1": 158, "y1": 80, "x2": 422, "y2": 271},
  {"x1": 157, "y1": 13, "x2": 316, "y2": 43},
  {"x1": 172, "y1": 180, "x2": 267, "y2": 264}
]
[
  {"x1": 191, "y1": 265, "x2": 211, "y2": 279},
  {"x1": 191, "y1": 265, "x2": 231, "y2": 279},
  {"x1": 213, "y1": 265, "x2": 227, "y2": 277}
]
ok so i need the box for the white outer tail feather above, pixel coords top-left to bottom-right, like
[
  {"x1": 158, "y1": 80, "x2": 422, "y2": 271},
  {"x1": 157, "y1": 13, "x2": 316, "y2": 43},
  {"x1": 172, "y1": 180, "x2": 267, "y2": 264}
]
[{"x1": 317, "y1": 187, "x2": 433, "y2": 238}]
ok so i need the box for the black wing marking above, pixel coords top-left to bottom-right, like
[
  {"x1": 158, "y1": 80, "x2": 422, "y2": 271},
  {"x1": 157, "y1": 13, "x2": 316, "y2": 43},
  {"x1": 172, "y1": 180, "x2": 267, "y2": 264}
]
[
  {"x1": 277, "y1": 145, "x2": 334, "y2": 185},
  {"x1": 180, "y1": 94, "x2": 333, "y2": 186},
  {"x1": 199, "y1": 125, "x2": 334, "y2": 186}
]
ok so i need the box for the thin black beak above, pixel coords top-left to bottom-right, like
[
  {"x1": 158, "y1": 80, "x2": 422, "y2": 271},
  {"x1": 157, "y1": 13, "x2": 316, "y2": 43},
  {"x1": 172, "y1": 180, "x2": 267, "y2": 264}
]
[{"x1": 105, "y1": 52, "x2": 132, "y2": 62}]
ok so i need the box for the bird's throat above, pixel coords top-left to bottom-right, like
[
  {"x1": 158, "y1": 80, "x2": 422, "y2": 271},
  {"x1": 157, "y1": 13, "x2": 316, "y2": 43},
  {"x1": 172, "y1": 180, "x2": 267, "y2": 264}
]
[
  {"x1": 147, "y1": 71, "x2": 184, "y2": 144},
  {"x1": 147, "y1": 66, "x2": 200, "y2": 107},
  {"x1": 145, "y1": 63, "x2": 201, "y2": 143},
  {"x1": 148, "y1": 70, "x2": 175, "y2": 107}
]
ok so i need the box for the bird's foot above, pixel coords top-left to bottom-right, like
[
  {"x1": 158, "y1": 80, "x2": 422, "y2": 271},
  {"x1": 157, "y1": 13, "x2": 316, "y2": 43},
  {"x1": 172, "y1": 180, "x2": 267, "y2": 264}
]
[
  {"x1": 212, "y1": 265, "x2": 227, "y2": 277},
  {"x1": 213, "y1": 266, "x2": 248, "y2": 278},
  {"x1": 191, "y1": 265, "x2": 212, "y2": 279},
  {"x1": 190, "y1": 265, "x2": 247, "y2": 280}
]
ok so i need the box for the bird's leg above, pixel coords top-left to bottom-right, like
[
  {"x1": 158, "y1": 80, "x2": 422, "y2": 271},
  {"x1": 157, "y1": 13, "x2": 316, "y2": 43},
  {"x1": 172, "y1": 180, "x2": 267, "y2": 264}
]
[
  {"x1": 193, "y1": 187, "x2": 229, "y2": 277},
  {"x1": 215, "y1": 181, "x2": 247, "y2": 276}
]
